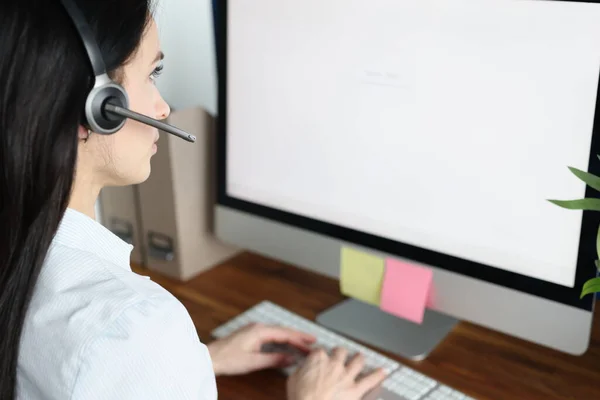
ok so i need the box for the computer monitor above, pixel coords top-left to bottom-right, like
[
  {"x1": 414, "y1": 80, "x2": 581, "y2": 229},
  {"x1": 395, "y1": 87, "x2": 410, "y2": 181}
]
[{"x1": 213, "y1": 0, "x2": 600, "y2": 357}]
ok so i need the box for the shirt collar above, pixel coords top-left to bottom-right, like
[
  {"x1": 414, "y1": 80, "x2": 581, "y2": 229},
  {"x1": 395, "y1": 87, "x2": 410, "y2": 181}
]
[{"x1": 53, "y1": 208, "x2": 133, "y2": 270}]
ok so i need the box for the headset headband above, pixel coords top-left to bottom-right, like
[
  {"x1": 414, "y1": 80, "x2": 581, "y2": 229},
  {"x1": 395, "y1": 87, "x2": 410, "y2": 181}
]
[{"x1": 60, "y1": 0, "x2": 107, "y2": 79}]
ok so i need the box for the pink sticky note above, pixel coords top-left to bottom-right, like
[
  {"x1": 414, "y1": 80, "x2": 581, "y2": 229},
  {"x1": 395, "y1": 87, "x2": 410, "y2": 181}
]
[{"x1": 380, "y1": 258, "x2": 433, "y2": 324}]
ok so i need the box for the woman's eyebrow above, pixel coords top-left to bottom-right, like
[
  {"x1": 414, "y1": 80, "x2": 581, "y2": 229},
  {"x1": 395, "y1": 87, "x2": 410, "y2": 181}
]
[{"x1": 152, "y1": 51, "x2": 164, "y2": 64}]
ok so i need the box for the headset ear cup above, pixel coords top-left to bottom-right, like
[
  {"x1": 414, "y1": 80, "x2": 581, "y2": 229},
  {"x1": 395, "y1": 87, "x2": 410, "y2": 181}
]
[{"x1": 85, "y1": 81, "x2": 129, "y2": 134}]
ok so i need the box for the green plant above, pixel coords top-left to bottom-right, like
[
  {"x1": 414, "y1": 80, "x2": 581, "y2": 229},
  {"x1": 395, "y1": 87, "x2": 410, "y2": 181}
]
[{"x1": 548, "y1": 156, "x2": 600, "y2": 299}]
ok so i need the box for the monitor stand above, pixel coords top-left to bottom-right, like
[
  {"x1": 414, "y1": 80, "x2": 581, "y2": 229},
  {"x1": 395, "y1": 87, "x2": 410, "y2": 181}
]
[{"x1": 316, "y1": 298, "x2": 458, "y2": 360}]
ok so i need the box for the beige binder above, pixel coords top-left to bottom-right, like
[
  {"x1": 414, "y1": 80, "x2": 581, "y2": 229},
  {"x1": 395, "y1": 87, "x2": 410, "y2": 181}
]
[
  {"x1": 98, "y1": 185, "x2": 146, "y2": 265},
  {"x1": 137, "y1": 106, "x2": 239, "y2": 281}
]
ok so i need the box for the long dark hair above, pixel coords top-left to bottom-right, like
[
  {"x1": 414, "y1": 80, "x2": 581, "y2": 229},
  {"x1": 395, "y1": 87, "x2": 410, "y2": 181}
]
[{"x1": 0, "y1": 1, "x2": 154, "y2": 398}]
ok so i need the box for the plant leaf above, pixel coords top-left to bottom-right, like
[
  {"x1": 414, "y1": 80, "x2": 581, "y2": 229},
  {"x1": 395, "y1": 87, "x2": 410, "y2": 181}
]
[
  {"x1": 596, "y1": 260, "x2": 600, "y2": 271},
  {"x1": 568, "y1": 166, "x2": 600, "y2": 192},
  {"x1": 581, "y1": 277, "x2": 600, "y2": 299},
  {"x1": 597, "y1": 227, "x2": 600, "y2": 263},
  {"x1": 547, "y1": 198, "x2": 600, "y2": 211}
]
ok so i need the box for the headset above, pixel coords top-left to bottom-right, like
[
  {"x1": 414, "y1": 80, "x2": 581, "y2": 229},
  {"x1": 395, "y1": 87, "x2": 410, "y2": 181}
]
[{"x1": 59, "y1": 0, "x2": 196, "y2": 143}]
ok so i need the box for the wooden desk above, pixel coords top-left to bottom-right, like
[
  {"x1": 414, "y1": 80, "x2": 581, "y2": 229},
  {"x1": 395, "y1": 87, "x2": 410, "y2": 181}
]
[{"x1": 133, "y1": 252, "x2": 600, "y2": 400}]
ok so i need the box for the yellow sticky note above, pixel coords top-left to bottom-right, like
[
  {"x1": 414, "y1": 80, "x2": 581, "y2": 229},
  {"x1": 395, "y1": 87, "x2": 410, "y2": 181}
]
[{"x1": 340, "y1": 246, "x2": 385, "y2": 306}]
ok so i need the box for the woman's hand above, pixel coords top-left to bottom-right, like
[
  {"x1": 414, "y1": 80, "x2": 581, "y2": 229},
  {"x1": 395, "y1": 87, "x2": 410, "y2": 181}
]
[
  {"x1": 207, "y1": 322, "x2": 316, "y2": 376},
  {"x1": 287, "y1": 347, "x2": 387, "y2": 400}
]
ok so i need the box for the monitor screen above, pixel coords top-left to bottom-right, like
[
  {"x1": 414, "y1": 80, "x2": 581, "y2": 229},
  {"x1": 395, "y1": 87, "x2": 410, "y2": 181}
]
[{"x1": 225, "y1": 0, "x2": 600, "y2": 289}]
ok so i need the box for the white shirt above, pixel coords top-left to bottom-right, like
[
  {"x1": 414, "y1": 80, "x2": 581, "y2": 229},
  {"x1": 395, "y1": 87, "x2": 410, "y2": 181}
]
[{"x1": 16, "y1": 208, "x2": 218, "y2": 400}]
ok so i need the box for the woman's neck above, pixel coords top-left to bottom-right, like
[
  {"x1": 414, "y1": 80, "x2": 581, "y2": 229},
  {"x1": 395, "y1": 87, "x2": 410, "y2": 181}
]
[{"x1": 68, "y1": 172, "x2": 102, "y2": 221}]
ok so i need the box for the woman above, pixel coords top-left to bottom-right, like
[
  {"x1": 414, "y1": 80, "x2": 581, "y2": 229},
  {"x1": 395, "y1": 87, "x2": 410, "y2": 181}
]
[{"x1": 0, "y1": 1, "x2": 387, "y2": 399}]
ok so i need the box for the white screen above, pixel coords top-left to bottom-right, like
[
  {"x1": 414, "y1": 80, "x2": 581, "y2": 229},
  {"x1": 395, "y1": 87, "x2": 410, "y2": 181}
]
[{"x1": 227, "y1": 0, "x2": 600, "y2": 287}]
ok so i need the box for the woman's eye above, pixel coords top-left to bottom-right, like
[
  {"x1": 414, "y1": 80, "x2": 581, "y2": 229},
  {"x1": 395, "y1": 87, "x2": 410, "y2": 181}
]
[{"x1": 150, "y1": 63, "x2": 164, "y2": 82}]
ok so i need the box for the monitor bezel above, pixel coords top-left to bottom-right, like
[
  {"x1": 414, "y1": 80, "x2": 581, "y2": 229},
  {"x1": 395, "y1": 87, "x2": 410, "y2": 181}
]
[{"x1": 214, "y1": 0, "x2": 600, "y2": 311}]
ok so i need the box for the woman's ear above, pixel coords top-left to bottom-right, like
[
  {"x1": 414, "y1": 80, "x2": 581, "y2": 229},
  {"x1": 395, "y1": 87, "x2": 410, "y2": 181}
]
[{"x1": 77, "y1": 126, "x2": 91, "y2": 142}]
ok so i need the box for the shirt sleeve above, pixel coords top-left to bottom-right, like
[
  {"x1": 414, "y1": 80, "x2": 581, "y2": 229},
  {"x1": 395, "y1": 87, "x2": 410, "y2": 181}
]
[{"x1": 70, "y1": 294, "x2": 218, "y2": 400}]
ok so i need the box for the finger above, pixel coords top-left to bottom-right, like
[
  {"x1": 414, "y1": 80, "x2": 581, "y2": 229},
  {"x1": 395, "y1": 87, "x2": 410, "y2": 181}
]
[
  {"x1": 307, "y1": 347, "x2": 328, "y2": 362},
  {"x1": 302, "y1": 348, "x2": 329, "y2": 373},
  {"x1": 331, "y1": 346, "x2": 348, "y2": 365},
  {"x1": 354, "y1": 368, "x2": 387, "y2": 397},
  {"x1": 345, "y1": 352, "x2": 365, "y2": 378},
  {"x1": 257, "y1": 325, "x2": 317, "y2": 352},
  {"x1": 309, "y1": 345, "x2": 327, "y2": 353}
]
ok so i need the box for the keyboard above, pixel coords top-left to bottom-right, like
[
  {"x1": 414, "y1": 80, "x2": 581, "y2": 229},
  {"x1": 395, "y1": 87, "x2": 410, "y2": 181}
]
[{"x1": 212, "y1": 301, "x2": 475, "y2": 400}]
